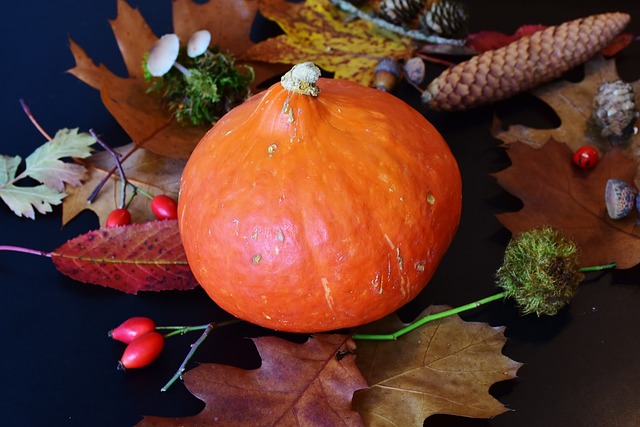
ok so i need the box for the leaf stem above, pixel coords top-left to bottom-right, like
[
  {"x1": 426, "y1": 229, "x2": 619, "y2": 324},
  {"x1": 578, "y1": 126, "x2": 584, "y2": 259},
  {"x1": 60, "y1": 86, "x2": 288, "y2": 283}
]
[
  {"x1": 19, "y1": 99, "x2": 53, "y2": 141},
  {"x1": 352, "y1": 262, "x2": 616, "y2": 341},
  {"x1": 352, "y1": 292, "x2": 507, "y2": 341},
  {"x1": 579, "y1": 262, "x2": 616, "y2": 272},
  {"x1": 0, "y1": 245, "x2": 51, "y2": 257},
  {"x1": 329, "y1": 0, "x2": 465, "y2": 45}
]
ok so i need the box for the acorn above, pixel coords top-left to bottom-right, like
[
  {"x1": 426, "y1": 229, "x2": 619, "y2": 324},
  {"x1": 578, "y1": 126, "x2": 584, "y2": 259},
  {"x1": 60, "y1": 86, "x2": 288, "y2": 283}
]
[
  {"x1": 592, "y1": 80, "x2": 639, "y2": 143},
  {"x1": 605, "y1": 178, "x2": 637, "y2": 220},
  {"x1": 374, "y1": 57, "x2": 402, "y2": 91},
  {"x1": 403, "y1": 57, "x2": 426, "y2": 86}
]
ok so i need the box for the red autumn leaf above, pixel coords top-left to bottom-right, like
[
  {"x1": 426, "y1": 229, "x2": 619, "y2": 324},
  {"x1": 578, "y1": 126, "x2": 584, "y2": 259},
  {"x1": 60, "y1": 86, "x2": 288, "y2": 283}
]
[
  {"x1": 494, "y1": 140, "x2": 640, "y2": 269},
  {"x1": 51, "y1": 219, "x2": 198, "y2": 293},
  {"x1": 466, "y1": 25, "x2": 547, "y2": 52},
  {"x1": 136, "y1": 334, "x2": 368, "y2": 426},
  {"x1": 601, "y1": 33, "x2": 634, "y2": 57}
]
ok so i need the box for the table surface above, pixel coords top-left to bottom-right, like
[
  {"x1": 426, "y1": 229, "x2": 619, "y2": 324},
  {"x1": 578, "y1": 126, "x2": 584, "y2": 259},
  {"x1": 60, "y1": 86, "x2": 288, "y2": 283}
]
[{"x1": 1, "y1": 1, "x2": 640, "y2": 426}]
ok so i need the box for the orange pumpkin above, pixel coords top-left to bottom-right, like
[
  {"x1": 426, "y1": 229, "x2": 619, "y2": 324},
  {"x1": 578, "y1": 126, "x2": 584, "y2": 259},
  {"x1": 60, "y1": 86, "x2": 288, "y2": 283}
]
[{"x1": 178, "y1": 63, "x2": 462, "y2": 333}]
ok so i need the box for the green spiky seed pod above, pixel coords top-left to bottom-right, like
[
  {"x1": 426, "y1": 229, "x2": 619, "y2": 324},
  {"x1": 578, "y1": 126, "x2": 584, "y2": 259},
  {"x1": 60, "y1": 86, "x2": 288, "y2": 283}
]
[
  {"x1": 592, "y1": 80, "x2": 639, "y2": 142},
  {"x1": 495, "y1": 227, "x2": 584, "y2": 316},
  {"x1": 422, "y1": 12, "x2": 630, "y2": 111},
  {"x1": 420, "y1": 0, "x2": 469, "y2": 38}
]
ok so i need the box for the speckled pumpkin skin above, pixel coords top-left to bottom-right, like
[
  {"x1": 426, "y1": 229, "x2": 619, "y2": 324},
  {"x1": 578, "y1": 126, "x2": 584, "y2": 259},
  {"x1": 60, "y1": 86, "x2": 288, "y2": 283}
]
[{"x1": 178, "y1": 76, "x2": 462, "y2": 333}]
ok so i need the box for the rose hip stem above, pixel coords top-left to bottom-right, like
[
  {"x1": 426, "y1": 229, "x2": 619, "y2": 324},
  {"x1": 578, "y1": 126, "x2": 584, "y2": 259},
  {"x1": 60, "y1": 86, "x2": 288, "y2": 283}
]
[{"x1": 86, "y1": 130, "x2": 153, "y2": 206}]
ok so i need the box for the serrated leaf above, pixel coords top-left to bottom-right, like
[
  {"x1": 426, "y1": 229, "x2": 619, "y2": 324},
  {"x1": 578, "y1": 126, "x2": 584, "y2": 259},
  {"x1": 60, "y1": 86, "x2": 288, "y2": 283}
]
[
  {"x1": 137, "y1": 334, "x2": 367, "y2": 426},
  {"x1": 24, "y1": 128, "x2": 94, "y2": 191},
  {"x1": 244, "y1": 0, "x2": 413, "y2": 86},
  {"x1": 0, "y1": 184, "x2": 64, "y2": 219},
  {"x1": 0, "y1": 155, "x2": 21, "y2": 186},
  {"x1": 353, "y1": 306, "x2": 521, "y2": 425},
  {"x1": 50, "y1": 219, "x2": 198, "y2": 293}
]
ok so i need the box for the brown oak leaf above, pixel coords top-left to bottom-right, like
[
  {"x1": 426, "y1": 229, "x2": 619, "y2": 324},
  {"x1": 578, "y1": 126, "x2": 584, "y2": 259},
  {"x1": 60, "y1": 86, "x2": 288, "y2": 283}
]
[
  {"x1": 492, "y1": 55, "x2": 640, "y2": 180},
  {"x1": 243, "y1": 0, "x2": 414, "y2": 87},
  {"x1": 136, "y1": 334, "x2": 368, "y2": 426},
  {"x1": 353, "y1": 306, "x2": 522, "y2": 425},
  {"x1": 62, "y1": 143, "x2": 185, "y2": 226},
  {"x1": 492, "y1": 55, "x2": 640, "y2": 268},
  {"x1": 51, "y1": 219, "x2": 197, "y2": 293},
  {"x1": 67, "y1": 0, "x2": 284, "y2": 159},
  {"x1": 494, "y1": 140, "x2": 640, "y2": 269}
]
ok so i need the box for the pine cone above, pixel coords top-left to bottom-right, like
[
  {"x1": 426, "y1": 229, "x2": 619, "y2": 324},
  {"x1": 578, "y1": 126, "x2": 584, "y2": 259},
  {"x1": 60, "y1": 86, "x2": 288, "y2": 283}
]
[
  {"x1": 377, "y1": 0, "x2": 425, "y2": 25},
  {"x1": 592, "y1": 80, "x2": 639, "y2": 142},
  {"x1": 420, "y1": 0, "x2": 469, "y2": 38},
  {"x1": 422, "y1": 12, "x2": 631, "y2": 111}
]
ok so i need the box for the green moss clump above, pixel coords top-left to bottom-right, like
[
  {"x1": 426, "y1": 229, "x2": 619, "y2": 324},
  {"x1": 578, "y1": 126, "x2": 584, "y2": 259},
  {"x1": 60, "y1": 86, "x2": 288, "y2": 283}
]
[
  {"x1": 144, "y1": 48, "x2": 254, "y2": 126},
  {"x1": 495, "y1": 227, "x2": 583, "y2": 316}
]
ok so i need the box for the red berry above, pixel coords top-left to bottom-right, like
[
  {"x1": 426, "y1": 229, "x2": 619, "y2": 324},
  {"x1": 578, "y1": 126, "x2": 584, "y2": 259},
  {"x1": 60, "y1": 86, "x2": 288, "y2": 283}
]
[
  {"x1": 573, "y1": 146, "x2": 599, "y2": 169},
  {"x1": 118, "y1": 332, "x2": 165, "y2": 370},
  {"x1": 106, "y1": 208, "x2": 131, "y2": 227},
  {"x1": 109, "y1": 317, "x2": 156, "y2": 344},
  {"x1": 151, "y1": 195, "x2": 178, "y2": 220}
]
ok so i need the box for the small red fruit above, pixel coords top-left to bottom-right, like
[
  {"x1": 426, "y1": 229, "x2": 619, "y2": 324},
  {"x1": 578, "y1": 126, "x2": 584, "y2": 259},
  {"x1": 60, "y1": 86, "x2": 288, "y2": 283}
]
[
  {"x1": 106, "y1": 208, "x2": 131, "y2": 227},
  {"x1": 118, "y1": 332, "x2": 165, "y2": 370},
  {"x1": 151, "y1": 195, "x2": 178, "y2": 220},
  {"x1": 109, "y1": 317, "x2": 156, "y2": 344},
  {"x1": 573, "y1": 146, "x2": 599, "y2": 169}
]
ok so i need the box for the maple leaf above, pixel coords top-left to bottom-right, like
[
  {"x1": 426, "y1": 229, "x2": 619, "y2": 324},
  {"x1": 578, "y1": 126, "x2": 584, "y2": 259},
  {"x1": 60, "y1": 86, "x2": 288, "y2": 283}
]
[
  {"x1": 62, "y1": 142, "x2": 185, "y2": 226},
  {"x1": 136, "y1": 334, "x2": 368, "y2": 426},
  {"x1": 244, "y1": 0, "x2": 414, "y2": 86},
  {"x1": 352, "y1": 306, "x2": 522, "y2": 425},
  {"x1": 0, "y1": 128, "x2": 95, "y2": 219},
  {"x1": 494, "y1": 140, "x2": 640, "y2": 269},
  {"x1": 67, "y1": 0, "x2": 285, "y2": 160},
  {"x1": 51, "y1": 219, "x2": 198, "y2": 293}
]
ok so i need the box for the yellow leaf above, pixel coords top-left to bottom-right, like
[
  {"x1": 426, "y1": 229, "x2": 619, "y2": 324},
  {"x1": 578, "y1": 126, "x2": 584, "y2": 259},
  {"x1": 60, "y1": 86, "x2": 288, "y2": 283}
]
[{"x1": 244, "y1": 0, "x2": 414, "y2": 86}]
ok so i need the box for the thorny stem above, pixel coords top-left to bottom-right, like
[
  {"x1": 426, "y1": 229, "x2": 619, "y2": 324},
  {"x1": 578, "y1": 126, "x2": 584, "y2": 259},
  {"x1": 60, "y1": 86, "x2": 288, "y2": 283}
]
[
  {"x1": 85, "y1": 132, "x2": 153, "y2": 206},
  {"x1": 0, "y1": 245, "x2": 50, "y2": 257},
  {"x1": 352, "y1": 263, "x2": 616, "y2": 341},
  {"x1": 159, "y1": 319, "x2": 241, "y2": 392},
  {"x1": 89, "y1": 129, "x2": 128, "y2": 209},
  {"x1": 19, "y1": 99, "x2": 53, "y2": 141},
  {"x1": 329, "y1": 0, "x2": 466, "y2": 45}
]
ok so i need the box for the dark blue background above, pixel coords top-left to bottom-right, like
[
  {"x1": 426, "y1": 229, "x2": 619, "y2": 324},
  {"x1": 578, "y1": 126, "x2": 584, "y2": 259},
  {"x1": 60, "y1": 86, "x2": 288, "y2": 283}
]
[{"x1": 1, "y1": 1, "x2": 639, "y2": 426}]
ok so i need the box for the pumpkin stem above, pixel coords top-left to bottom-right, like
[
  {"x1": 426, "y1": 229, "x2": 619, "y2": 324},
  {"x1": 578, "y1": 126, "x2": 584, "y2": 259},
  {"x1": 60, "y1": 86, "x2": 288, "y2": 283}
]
[{"x1": 280, "y1": 62, "x2": 321, "y2": 97}]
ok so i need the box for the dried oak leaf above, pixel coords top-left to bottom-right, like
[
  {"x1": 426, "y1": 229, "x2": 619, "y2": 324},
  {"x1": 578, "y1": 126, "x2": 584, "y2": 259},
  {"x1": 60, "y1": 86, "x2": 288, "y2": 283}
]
[
  {"x1": 243, "y1": 0, "x2": 414, "y2": 86},
  {"x1": 492, "y1": 56, "x2": 638, "y2": 156},
  {"x1": 68, "y1": 0, "x2": 282, "y2": 159},
  {"x1": 494, "y1": 140, "x2": 640, "y2": 269},
  {"x1": 62, "y1": 142, "x2": 185, "y2": 226},
  {"x1": 51, "y1": 219, "x2": 198, "y2": 293},
  {"x1": 136, "y1": 334, "x2": 368, "y2": 426},
  {"x1": 353, "y1": 306, "x2": 521, "y2": 425},
  {"x1": 492, "y1": 55, "x2": 640, "y2": 268}
]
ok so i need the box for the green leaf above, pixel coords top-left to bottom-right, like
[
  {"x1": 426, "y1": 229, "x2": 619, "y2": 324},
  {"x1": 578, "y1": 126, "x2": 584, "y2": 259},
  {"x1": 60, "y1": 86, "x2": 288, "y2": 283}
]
[
  {"x1": 0, "y1": 155, "x2": 22, "y2": 186},
  {"x1": 0, "y1": 183, "x2": 65, "y2": 219},
  {"x1": 24, "y1": 128, "x2": 95, "y2": 191}
]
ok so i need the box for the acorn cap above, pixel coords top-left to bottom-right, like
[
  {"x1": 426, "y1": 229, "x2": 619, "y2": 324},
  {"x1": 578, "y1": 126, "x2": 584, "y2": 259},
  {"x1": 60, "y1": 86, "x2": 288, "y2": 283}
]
[
  {"x1": 187, "y1": 30, "x2": 211, "y2": 58},
  {"x1": 146, "y1": 34, "x2": 180, "y2": 77}
]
